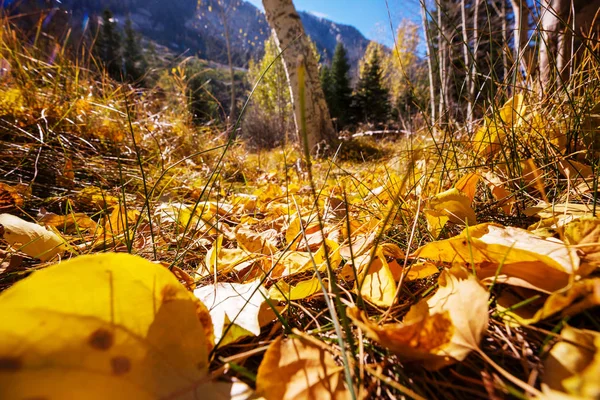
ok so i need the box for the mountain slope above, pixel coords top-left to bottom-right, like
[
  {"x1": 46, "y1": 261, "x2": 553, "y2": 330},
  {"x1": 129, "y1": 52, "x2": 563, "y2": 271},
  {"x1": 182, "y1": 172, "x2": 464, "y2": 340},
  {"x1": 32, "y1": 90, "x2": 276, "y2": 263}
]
[{"x1": 39, "y1": 0, "x2": 371, "y2": 70}]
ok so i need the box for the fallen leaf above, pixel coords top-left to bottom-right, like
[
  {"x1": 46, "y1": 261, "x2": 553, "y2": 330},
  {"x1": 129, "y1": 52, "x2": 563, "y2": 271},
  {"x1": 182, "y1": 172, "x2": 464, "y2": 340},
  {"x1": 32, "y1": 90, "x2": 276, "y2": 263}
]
[
  {"x1": 454, "y1": 173, "x2": 480, "y2": 202},
  {"x1": 349, "y1": 266, "x2": 489, "y2": 370},
  {"x1": 39, "y1": 211, "x2": 97, "y2": 233},
  {"x1": 194, "y1": 280, "x2": 273, "y2": 347},
  {"x1": 268, "y1": 277, "x2": 323, "y2": 301},
  {"x1": 202, "y1": 235, "x2": 256, "y2": 277},
  {"x1": 0, "y1": 213, "x2": 67, "y2": 261},
  {"x1": 498, "y1": 279, "x2": 600, "y2": 325},
  {"x1": 0, "y1": 183, "x2": 24, "y2": 213},
  {"x1": 256, "y1": 336, "x2": 350, "y2": 400},
  {"x1": 544, "y1": 325, "x2": 600, "y2": 398},
  {"x1": 413, "y1": 223, "x2": 580, "y2": 292},
  {"x1": 563, "y1": 217, "x2": 600, "y2": 277},
  {"x1": 0, "y1": 253, "x2": 214, "y2": 399},
  {"x1": 236, "y1": 226, "x2": 278, "y2": 255},
  {"x1": 425, "y1": 188, "x2": 477, "y2": 237}
]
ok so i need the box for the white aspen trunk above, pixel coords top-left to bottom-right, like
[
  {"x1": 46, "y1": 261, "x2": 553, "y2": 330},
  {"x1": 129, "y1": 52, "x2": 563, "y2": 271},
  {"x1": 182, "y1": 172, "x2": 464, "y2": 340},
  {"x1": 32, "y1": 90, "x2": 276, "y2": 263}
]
[
  {"x1": 468, "y1": 0, "x2": 479, "y2": 121},
  {"x1": 510, "y1": 0, "x2": 530, "y2": 79},
  {"x1": 262, "y1": 0, "x2": 336, "y2": 155},
  {"x1": 460, "y1": 0, "x2": 473, "y2": 126},
  {"x1": 437, "y1": 3, "x2": 445, "y2": 121},
  {"x1": 420, "y1": 0, "x2": 436, "y2": 125}
]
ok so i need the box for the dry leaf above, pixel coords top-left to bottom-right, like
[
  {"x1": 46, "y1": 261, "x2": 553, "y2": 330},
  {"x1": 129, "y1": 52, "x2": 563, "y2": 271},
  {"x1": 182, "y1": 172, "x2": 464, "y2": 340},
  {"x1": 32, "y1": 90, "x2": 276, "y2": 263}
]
[
  {"x1": 563, "y1": 217, "x2": 600, "y2": 277},
  {"x1": 194, "y1": 280, "x2": 273, "y2": 347},
  {"x1": 0, "y1": 183, "x2": 24, "y2": 213},
  {"x1": 256, "y1": 336, "x2": 350, "y2": 400},
  {"x1": 349, "y1": 266, "x2": 489, "y2": 370},
  {"x1": 269, "y1": 277, "x2": 323, "y2": 301},
  {"x1": 0, "y1": 213, "x2": 67, "y2": 261},
  {"x1": 498, "y1": 279, "x2": 600, "y2": 325},
  {"x1": 39, "y1": 210, "x2": 97, "y2": 233},
  {"x1": 544, "y1": 325, "x2": 600, "y2": 398},
  {"x1": 413, "y1": 223, "x2": 580, "y2": 293},
  {"x1": 236, "y1": 226, "x2": 278, "y2": 255},
  {"x1": 0, "y1": 253, "x2": 214, "y2": 399},
  {"x1": 454, "y1": 173, "x2": 480, "y2": 202}
]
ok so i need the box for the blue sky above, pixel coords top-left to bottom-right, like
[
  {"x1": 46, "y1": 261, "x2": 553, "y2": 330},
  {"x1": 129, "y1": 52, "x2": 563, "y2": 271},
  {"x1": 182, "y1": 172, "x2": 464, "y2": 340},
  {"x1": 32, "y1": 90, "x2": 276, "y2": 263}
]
[{"x1": 246, "y1": 0, "x2": 421, "y2": 47}]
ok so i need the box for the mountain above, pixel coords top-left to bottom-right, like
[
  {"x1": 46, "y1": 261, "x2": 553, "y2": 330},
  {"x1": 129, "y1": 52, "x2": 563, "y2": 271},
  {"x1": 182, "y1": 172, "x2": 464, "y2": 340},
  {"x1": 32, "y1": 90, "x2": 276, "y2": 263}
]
[{"x1": 19, "y1": 0, "x2": 372, "y2": 72}]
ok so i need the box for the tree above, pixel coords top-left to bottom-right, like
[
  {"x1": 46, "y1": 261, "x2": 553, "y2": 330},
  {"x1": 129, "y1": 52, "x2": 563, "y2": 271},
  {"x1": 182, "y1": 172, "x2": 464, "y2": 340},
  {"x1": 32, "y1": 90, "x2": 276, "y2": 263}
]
[
  {"x1": 262, "y1": 0, "x2": 336, "y2": 155},
  {"x1": 96, "y1": 9, "x2": 122, "y2": 80},
  {"x1": 319, "y1": 65, "x2": 334, "y2": 114},
  {"x1": 330, "y1": 42, "x2": 352, "y2": 128},
  {"x1": 247, "y1": 34, "x2": 292, "y2": 137},
  {"x1": 123, "y1": 17, "x2": 147, "y2": 83},
  {"x1": 354, "y1": 45, "x2": 390, "y2": 126}
]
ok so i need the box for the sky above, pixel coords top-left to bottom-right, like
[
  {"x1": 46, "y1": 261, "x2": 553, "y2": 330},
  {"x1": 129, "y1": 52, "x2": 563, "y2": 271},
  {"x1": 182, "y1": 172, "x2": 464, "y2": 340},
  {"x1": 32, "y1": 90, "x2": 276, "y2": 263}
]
[{"x1": 245, "y1": 0, "x2": 422, "y2": 48}]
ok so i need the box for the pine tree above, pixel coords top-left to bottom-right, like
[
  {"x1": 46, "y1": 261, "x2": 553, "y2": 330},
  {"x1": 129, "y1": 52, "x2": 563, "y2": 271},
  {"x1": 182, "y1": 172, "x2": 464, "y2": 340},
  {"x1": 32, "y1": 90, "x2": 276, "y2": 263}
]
[
  {"x1": 330, "y1": 43, "x2": 352, "y2": 128},
  {"x1": 123, "y1": 17, "x2": 147, "y2": 83},
  {"x1": 96, "y1": 9, "x2": 122, "y2": 80},
  {"x1": 319, "y1": 65, "x2": 334, "y2": 115},
  {"x1": 354, "y1": 46, "x2": 390, "y2": 126}
]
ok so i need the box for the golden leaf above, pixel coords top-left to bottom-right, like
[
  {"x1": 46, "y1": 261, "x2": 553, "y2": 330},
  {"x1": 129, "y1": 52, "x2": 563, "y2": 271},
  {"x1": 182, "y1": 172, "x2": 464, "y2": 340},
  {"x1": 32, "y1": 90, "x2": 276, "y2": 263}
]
[
  {"x1": 256, "y1": 336, "x2": 350, "y2": 400},
  {"x1": 413, "y1": 223, "x2": 580, "y2": 292},
  {"x1": 426, "y1": 187, "x2": 477, "y2": 233},
  {"x1": 563, "y1": 217, "x2": 600, "y2": 277},
  {"x1": 454, "y1": 173, "x2": 480, "y2": 202},
  {"x1": 0, "y1": 253, "x2": 213, "y2": 399},
  {"x1": 236, "y1": 226, "x2": 278, "y2": 255},
  {"x1": 350, "y1": 266, "x2": 488, "y2": 370},
  {"x1": 544, "y1": 325, "x2": 600, "y2": 398},
  {"x1": 194, "y1": 280, "x2": 273, "y2": 347},
  {"x1": 0, "y1": 213, "x2": 67, "y2": 261},
  {"x1": 268, "y1": 277, "x2": 323, "y2": 301}
]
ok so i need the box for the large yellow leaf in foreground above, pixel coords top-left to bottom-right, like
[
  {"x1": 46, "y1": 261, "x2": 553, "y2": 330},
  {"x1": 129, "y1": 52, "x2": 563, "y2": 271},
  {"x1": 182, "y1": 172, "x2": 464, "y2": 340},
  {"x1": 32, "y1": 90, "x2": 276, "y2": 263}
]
[
  {"x1": 413, "y1": 223, "x2": 580, "y2": 292},
  {"x1": 0, "y1": 253, "x2": 214, "y2": 400},
  {"x1": 349, "y1": 266, "x2": 489, "y2": 370},
  {"x1": 256, "y1": 336, "x2": 350, "y2": 400}
]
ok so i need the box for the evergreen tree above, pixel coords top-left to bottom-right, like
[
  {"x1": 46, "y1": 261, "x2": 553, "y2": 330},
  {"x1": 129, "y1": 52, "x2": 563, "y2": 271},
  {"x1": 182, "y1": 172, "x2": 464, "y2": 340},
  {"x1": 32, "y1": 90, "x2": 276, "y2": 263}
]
[
  {"x1": 319, "y1": 65, "x2": 334, "y2": 115},
  {"x1": 123, "y1": 17, "x2": 147, "y2": 83},
  {"x1": 330, "y1": 42, "x2": 352, "y2": 128},
  {"x1": 96, "y1": 9, "x2": 122, "y2": 80},
  {"x1": 353, "y1": 46, "x2": 390, "y2": 126}
]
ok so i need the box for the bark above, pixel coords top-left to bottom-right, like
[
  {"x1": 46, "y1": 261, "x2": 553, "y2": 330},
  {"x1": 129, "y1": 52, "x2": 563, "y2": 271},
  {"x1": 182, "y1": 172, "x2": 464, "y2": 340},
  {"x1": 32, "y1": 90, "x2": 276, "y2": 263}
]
[
  {"x1": 262, "y1": 0, "x2": 336, "y2": 155},
  {"x1": 460, "y1": 0, "x2": 473, "y2": 126},
  {"x1": 468, "y1": 0, "x2": 479, "y2": 120},
  {"x1": 420, "y1": 0, "x2": 436, "y2": 125},
  {"x1": 510, "y1": 0, "x2": 530, "y2": 77}
]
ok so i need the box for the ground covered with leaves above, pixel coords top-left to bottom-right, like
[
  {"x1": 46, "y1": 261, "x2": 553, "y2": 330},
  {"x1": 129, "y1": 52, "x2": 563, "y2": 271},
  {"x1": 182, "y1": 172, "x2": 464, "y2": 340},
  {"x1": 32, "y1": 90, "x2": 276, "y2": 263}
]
[{"x1": 1, "y1": 19, "x2": 600, "y2": 400}]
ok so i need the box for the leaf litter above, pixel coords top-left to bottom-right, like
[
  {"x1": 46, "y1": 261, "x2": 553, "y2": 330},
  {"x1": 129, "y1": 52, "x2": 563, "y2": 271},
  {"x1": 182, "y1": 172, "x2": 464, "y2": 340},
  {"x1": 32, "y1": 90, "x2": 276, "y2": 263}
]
[{"x1": 1, "y1": 56, "x2": 600, "y2": 400}]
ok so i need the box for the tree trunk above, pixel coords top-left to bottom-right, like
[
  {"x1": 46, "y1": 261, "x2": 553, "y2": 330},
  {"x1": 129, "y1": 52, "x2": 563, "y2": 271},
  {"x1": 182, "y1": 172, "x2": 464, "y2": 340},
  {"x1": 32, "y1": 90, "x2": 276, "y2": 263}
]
[
  {"x1": 420, "y1": 0, "x2": 436, "y2": 126},
  {"x1": 539, "y1": 0, "x2": 570, "y2": 92},
  {"x1": 510, "y1": 0, "x2": 530, "y2": 79},
  {"x1": 460, "y1": 0, "x2": 473, "y2": 126},
  {"x1": 262, "y1": 0, "x2": 336, "y2": 155},
  {"x1": 468, "y1": 0, "x2": 479, "y2": 120}
]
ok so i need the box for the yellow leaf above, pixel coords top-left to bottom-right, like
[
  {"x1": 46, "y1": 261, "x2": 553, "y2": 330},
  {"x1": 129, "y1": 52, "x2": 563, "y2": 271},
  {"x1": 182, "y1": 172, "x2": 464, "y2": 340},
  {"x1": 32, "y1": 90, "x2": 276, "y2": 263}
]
[
  {"x1": 413, "y1": 223, "x2": 580, "y2": 293},
  {"x1": 357, "y1": 255, "x2": 398, "y2": 307},
  {"x1": 406, "y1": 261, "x2": 439, "y2": 281},
  {"x1": 0, "y1": 213, "x2": 67, "y2": 261},
  {"x1": 194, "y1": 280, "x2": 272, "y2": 347},
  {"x1": 256, "y1": 336, "x2": 350, "y2": 400},
  {"x1": 563, "y1": 217, "x2": 600, "y2": 277},
  {"x1": 498, "y1": 279, "x2": 600, "y2": 325},
  {"x1": 0, "y1": 183, "x2": 24, "y2": 213},
  {"x1": 557, "y1": 159, "x2": 593, "y2": 179},
  {"x1": 521, "y1": 158, "x2": 546, "y2": 194},
  {"x1": 482, "y1": 171, "x2": 513, "y2": 214},
  {"x1": 544, "y1": 325, "x2": 600, "y2": 398},
  {"x1": 454, "y1": 173, "x2": 480, "y2": 202},
  {"x1": 269, "y1": 277, "x2": 323, "y2": 301},
  {"x1": 0, "y1": 253, "x2": 213, "y2": 399},
  {"x1": 424, "y1": 209, "x2": 450, "y2": 239},
  {"x1": 349, "y1": 266, "x2": 489, "y2": 370},
  {"x1": 427, "y1": 187, "x2": 477, "y2": 225},
  {"x1": 202, "y1": 235, "x2": 254, "y2": 277},
  {"x1": 39, "y1": 211, "x2": 97, "y2": 233},
  {"x1": 236, "y1": 226, "x2": 278, "y2": 255},
  {"x1": 76, "y1": 186, "x2": 119, "y2": 210}
]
